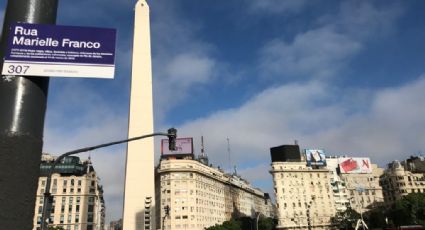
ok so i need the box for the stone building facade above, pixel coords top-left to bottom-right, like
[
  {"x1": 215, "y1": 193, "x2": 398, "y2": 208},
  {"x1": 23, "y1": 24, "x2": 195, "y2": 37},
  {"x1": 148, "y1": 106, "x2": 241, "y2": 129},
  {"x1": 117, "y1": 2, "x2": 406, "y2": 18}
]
[
  {"x1": 155, "y1": 156, "x2": 273, "y2": 230},
  {"x1": 33, "y1": 154, "x2": 105, "y2": 230}
]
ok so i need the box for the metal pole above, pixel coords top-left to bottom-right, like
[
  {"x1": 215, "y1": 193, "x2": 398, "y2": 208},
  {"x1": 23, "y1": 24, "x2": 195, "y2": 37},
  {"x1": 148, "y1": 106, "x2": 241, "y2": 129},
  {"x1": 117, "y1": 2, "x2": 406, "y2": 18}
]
[
  {"x1": 41, "y1": 131, "x2": 176, "y2": 230},
  {"x1": 255, "y1": 212, "x2": 260, "y2": 230},
  {"x1": 0, "y1": 1, "x2": 58, "y2": 229}
]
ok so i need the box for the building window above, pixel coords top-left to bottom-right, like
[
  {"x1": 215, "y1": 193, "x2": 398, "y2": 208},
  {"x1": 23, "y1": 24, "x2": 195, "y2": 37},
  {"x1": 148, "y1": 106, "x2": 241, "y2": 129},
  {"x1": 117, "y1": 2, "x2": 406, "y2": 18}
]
[{"x1": 87, "y1": 214, "x2": 93, "y2": 222}]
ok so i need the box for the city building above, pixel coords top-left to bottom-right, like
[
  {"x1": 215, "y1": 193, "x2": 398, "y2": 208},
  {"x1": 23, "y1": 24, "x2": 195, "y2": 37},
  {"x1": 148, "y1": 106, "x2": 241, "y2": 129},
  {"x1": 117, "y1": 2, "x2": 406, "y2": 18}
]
[
  {"x1": 326, "y1": 157, "x2": 350, "y2": 212},
  {"x1": 337, "y1": 158, "x2": 384, "y2": 214},
  {"x1": 155, "y1": 137, "x2": 273, "y2": 230},
  {"x1": 380, "y1": 156, "x2": 425, "y2": 205},
  {"x1": 108, "y1": 218, "x2": 122, "y2": 230},
  {"x1": 270, "y1": 145, "x2": 337, "y2": 229},
  {"x1": 33, "y1": 154, "x2": 105, "y2": 230}
]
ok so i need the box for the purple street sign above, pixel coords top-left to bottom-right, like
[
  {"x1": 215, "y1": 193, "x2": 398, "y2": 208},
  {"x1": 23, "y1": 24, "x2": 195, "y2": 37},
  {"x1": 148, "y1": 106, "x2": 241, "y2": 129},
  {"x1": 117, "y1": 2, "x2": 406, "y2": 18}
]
[{"x1": 2, "y1": 23, "x2": 116, "y2": 78}]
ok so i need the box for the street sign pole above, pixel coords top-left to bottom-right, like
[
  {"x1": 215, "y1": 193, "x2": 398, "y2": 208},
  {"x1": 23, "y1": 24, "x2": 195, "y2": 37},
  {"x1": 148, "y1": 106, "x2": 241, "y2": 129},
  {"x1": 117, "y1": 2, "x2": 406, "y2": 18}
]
[{"x1": 0, "y1": 0, "x2": 58, "y2": 229}]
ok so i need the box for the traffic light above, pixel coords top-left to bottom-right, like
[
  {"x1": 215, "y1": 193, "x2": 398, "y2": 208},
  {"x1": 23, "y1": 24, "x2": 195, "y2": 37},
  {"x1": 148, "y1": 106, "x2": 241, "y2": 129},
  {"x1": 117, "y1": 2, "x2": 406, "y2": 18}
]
[{"x1": 167, "y1": 128, "x2": 177, "y2": 151}]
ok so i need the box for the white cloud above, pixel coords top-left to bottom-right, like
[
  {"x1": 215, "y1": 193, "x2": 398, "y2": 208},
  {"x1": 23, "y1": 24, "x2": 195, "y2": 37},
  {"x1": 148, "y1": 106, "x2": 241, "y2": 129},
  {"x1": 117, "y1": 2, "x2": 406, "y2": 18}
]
[
  {"x1": 176, "y1": 81, "x2": 344, "y2": 166},
  {"x1": 260, "y1": 27, "x2": 362, "y2": 78},
  {"x1": 316, "y1": 76, "x2": 425, "y2": 161},
  {"x1": 150, "y1": 1, "x2": 218, "y2": 121},
  {"x1": 175, "y1": 76, "x2": 425, "y2": 196},
  {"x1": 259, "y1": 1, "x2": 403, "y2": 80},
  {"x1": 166, "y1": 53, "x2": 215, "y2": 87},
  {"x1": 329, "y1": 1, "x2": 403, "y2": 39},
  {"x1": 248, "y1": 0, "x2": 310, "y2": 14}
]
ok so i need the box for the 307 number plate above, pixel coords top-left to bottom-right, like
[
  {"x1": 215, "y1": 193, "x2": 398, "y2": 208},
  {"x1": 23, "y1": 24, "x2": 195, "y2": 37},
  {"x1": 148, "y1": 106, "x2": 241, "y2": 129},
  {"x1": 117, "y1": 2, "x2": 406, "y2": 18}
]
[{"x1": 6, "y1": 65, "x2": 30, "y2": 74}]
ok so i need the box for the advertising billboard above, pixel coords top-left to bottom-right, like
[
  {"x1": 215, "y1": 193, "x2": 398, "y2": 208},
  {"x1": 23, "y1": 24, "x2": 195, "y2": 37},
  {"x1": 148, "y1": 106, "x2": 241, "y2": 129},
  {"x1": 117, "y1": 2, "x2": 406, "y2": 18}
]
[
  {"x1": 338, "y1": 157, "x2": 372, "y2": 174},
  {"x1": 2, "y1": 23, "x2": 116, "y2": 78},
  {"x1": 305, "y1": 149, "x2": 326, "y2": 166},
  {"x1": 161, "y1": 138, "x2": 193, "y2": 155}
]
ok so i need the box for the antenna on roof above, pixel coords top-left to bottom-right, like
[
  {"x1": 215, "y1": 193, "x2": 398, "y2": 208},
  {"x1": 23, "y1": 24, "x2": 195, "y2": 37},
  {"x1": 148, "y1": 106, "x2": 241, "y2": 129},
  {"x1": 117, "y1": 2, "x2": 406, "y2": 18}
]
[
  {"x1": 201, "y1": 136, "x2": 205, "y2": 156},
  {"x1": 198, "y1": 136, "x2": 209, "y2": 166},
  {"x1": 227, "y1": 137, "x2": 231, "y2": 173}
]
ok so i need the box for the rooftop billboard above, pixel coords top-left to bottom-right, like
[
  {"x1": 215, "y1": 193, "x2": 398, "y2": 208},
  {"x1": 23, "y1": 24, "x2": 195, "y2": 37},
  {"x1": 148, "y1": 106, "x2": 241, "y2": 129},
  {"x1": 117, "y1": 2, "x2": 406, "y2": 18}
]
[
  {"x1": 305, "y1": 149, "x2": 326, "y2": 166},
  {"x1": 161, "y1": 137, "x2": 193, "y2": 155},
  {"x1": 339, "y1": 157, "x2": 372, "y2": 174}
]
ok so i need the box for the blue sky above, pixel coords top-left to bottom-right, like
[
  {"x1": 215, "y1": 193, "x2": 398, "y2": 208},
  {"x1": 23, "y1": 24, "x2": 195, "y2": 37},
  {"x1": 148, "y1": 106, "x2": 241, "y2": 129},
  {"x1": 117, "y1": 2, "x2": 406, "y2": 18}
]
[{"x1": 2, "y1": 0, "x2": 425, "y2": 223}]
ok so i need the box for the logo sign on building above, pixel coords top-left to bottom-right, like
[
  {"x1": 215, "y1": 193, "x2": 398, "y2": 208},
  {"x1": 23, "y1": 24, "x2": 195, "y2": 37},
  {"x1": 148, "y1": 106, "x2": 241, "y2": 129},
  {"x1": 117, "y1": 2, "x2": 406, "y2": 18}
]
[
  {"x1": 338, "y1": 157, "x2": 372, "y2": 174},
  {"x1": 305, "y1": 149, "x2": 327, "y2": 166},
  {"x1": 161, "y1": 138, "x2": 193, "y2": 155},
  {"x1": 2, "y1": 23, "x2": 116, "y2": 78}
]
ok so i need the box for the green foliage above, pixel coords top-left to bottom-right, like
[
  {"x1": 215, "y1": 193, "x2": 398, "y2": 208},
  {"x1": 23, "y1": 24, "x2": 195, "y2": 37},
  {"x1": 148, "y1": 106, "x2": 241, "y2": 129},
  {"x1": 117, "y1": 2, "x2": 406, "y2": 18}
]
[
  {"x1": 48, "y1": 227, "x2": 65, "y2": 230},
  {"x1": 364, "y1": 205, "x2": 387, "y2": 228},
  {"x1": 258, "y1": 217, "x2": 277, "y2": 230},
  {"x1": 331, "y1": 207, "x2": 361, "y2": 230},
  {"x1": 389, "y1": 193, "x2": 425, "y2": 227},
  {"x1": 205, "y1": 216, "x2": 277, "y2": 230},
  {"x1": 205, "y1": 219, "x2": 241, "y2": 230}
]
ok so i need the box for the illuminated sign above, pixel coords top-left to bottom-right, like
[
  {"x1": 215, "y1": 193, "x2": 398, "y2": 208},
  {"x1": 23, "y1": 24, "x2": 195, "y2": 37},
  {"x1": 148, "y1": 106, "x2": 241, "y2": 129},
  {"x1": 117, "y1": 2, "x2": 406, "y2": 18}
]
[{"x1": 161, "y1": 138, "x2": 193, "y2": 155}]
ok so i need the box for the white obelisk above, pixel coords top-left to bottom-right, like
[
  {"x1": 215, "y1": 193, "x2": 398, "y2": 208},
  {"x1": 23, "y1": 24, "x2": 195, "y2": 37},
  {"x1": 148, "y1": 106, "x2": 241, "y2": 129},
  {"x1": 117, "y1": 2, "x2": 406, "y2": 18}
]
[{"x1": 123, "y1": 1, "x2": 155, "y2": 229}]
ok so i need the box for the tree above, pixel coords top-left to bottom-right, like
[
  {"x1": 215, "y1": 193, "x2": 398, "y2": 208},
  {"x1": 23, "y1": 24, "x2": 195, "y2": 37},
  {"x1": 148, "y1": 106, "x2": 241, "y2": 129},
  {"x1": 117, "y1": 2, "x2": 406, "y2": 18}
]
[
  {"x1": 205, "y1": 219, "x2": 241, "y2": 230},
  {"x1": 205, "y1": 216, "x2": 277, "y2": 230},
  {"x1": 258, "y1": 217, "x2": 277, "y2": 230},
  {"x1": 48, "y1": 227, "x2": 65, "y2": 230},
  {"x1": 389, "y1": 193, "x2": 425, "y2": 227},
  {"x1": 331, "y1": 207, "x2": 361, "y2": 230},
  {"x1": 363, "y1": 205, "x2": 387, "y2": 229}
]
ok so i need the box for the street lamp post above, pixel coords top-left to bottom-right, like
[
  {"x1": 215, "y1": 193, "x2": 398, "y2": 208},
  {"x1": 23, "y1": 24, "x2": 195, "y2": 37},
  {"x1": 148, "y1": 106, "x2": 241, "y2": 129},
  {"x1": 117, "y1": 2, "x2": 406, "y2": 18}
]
[
  {"x1": 162, "y1": 205, "x2": 170, "y2": 230},
  {"x1": 350, "y1": 196, "x2": 368, "y2": 230},
  {"x1": 255, "y1": 212, "x2": 261, "y2": 230},
  {"x1": 40, "y1": 128, "x2": 177, "y2": 230}
]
